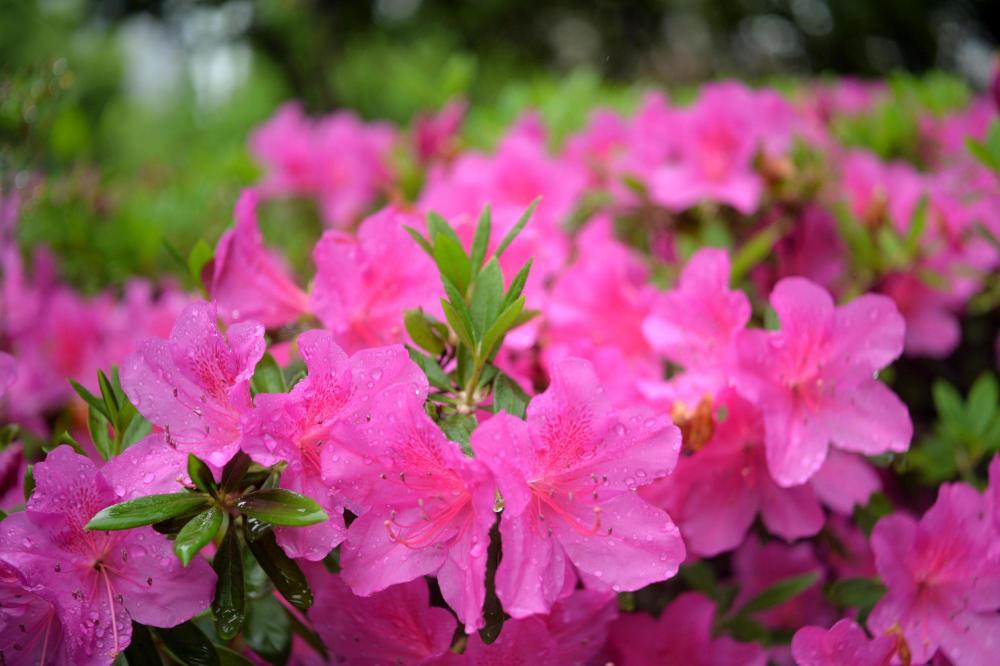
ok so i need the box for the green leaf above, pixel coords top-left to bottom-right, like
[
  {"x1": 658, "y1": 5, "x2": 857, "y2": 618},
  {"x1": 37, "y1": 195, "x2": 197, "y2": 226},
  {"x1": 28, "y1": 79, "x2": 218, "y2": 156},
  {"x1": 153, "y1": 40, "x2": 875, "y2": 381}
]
[
  {"x1": 491, "y1": 374, "x2": 529, "y2": 419},
  {"x1": 53, "y1": 431, "x2": 87, "y2": 456},
  {"x1": 188, "y1": 239, "x2": 215, "y2": 292},
  {"x1": 494, "y1": 198, "x2": 539, "y2": 259},
  {"x1": 23, "y1": 465, "x2": 34, "y2": 502},
  {"x1": 470, "y1": 258, "x2": 505, "y2": 337},
  {"x1": 433, "y1": 233, "x2": 472, "y2": 295},
  {"x1": 501, "y1": 259, "x2": 533, "y2": 310},
  {"x1": 0, "y1": 424, "x2": 19, "y2": 448},
  {"x1": 155, "y1": 621, "x2": 220, "y2": 666},
  {"x1": 124, "y1": 621, "x2": 162, "y2": 665},
  {"x1": 220, "y1": 451, "x2": 253, "y2": 494},
  {"x1": 243, "y1": 518, "x2": 313, "y2": 610},
  {"x1": 69, "y1": 378, "x2": 112, "y2": 421},
  {"x1": 188, "y1": 455, "x2": 216, "y2": 495},
  {"x1": 825, "y1": 577, "x2": 886, "y2": 610},
  {"x1": 120, "y1": 414, "x2": 152, "y2": 449},
  {"x1": 402, "y1": 225, "x2": 434, "y2": 257},
  {"x1": 174, "y1": 507, "x2": 223, "y2": 566},
  {"x1": 406, "y1": 347, "x2": 452, "y2": 391},
  {"x1": 251, "y1": 353, "x2": 287, "y2": 395},
  {"x1": 86, "y1": 492, "x2": 212, "y2": 531},
  {"x1": 854, "y1": 492, "x2": 894, "y2": 536},
  {"x1": 236, "y1": 489, "x2": 328, "y2": 527},
  {"x1": 904, "y1": 196, "x2": 929, "y2": 255},
  {"x1": 244, "y1": 594, "x2": 292, "y2": 665},
  {"x1": 967, "y1": 373, "x2": 998, "y2": 437},
  {"x1": 735, "y1": 571, "x2": 818, "y2": 616},
  {"x1": 97, "y1": 369, "x2": 120, "y2": 424},
  {"x1": 439, "y1": 412, "x2": 478, "y2": 453},
  {"x1": 216, "y1": 646, "x2": 255, "y2": 666},
  {"x1": 88, "y1": 406, "x2": 113, "y2": 461},
  {"x1": 213, "y1": 521, "x2": 246, "y2": 640},
  {"x1": 404, "y1": 310, "x2": 446, "y2": 356},
  {"x1": 932, "y1": 380, "x2": 965, "y2": 423},
  {"x1": 469, "y1": 205, "x2": 492, "y2": 275},
  {"x1": 442, "y1": 299, "x2": 476, "y2": 351},
  {"x1": 478, "y1": 518, "x2": 504, "y2": 644},
  {"x1": 730, "y1": 223, "x2": 782, "y2": 284},
  {"x1": 480, "y1": 295, "x2": 525, "y2": 358}
]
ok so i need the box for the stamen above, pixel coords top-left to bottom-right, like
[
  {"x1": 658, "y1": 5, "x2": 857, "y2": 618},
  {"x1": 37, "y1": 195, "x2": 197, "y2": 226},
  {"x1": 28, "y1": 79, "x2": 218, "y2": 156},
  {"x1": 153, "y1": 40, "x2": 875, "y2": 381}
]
[
  {"x1": 100, "y1": 566, "x2": 120, "y2": 657},
  {"x1": 39, "y1": 613, "x2": 53, "y2": 666}
]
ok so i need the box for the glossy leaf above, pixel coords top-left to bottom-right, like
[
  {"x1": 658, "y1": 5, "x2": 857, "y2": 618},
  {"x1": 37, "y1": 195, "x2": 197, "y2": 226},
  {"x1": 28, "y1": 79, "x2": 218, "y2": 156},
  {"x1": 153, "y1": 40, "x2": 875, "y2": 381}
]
[
  {"x1": 188, "y1": 454, "x2": 216, "y2": 495},
  {"x1": 244, "y1": 594, "x2": 292, "y2": 665},
  {"x1": 243, "y1": 518, "x2": 313, "y2": 610},
  {"x1": 155, "y1": 621, "x2": 220, "y2": 666},
  {"x1": 252, "y1": 353, "x2": 287, "y2": 395},
  {"x1": 236, "y1": 489, "x2": 328, "y2": 526},
  {"x1": 213, "y1": 521, "x2": 246, "y2": 640},
  {"x1": 86, "y1": 492, "x2": 212, "y2": 531},
  {"x1": 174, "y1": 507, "x2": 223, "y2": 566}
]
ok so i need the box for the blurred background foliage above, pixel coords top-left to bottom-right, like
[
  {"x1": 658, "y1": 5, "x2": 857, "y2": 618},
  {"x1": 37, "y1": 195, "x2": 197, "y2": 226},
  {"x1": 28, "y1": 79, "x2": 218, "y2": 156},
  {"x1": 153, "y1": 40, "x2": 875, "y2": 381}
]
[{"x1": 1, "y1": 0, "x2": 998, "y2": 293}]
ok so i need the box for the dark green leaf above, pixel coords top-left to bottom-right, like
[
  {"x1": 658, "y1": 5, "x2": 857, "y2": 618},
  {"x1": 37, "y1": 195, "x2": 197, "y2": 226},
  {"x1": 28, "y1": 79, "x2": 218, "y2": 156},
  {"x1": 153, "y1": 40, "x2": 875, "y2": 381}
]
[
  {"x1": 967, "y1": 373, "x2": 998, "y2": 437},
  {"x1": 86, "y1": 492, "x2": 212, "y2": 531},
  {"x1": 404, "y1": 310, "x2": 446, "y2": 356},
  {"x1": 53, "y1": 431, "x2": 87, "y2": 456},
  {"x1": 120, "y1": 414, "x2": 152, "y2": 449},
  {"x1": 469, "y1": 205, "x2": 492, "y2": 274},
  {"x1": 188, "y1": 455, "x2": 216, "y2": 495},
  {"x1": 491, "y1": 374, "x2": 529, "y2": 419},
  {"x1": 480, "y1": 295, "x2": 525, "y2": 358},
  {"x1": 88, "y1": 406, "x2": 113, "y2": 461},
  {"x1": 825, "y1": 577, "x2": 886, "y2": 610},
  {"x1": 442, "y1": 299, "x2": 476, "y2": 351},
  {"x1": 155, "y1": 621, "x2": 220, "y2": 666},
  {"x1": 731, "y1": 224, "x2": 782, "y2": 284},
  {"x1": 478, "y1": 518, "x2": 505, "y2": 644},
  {"x1": 469, "y1": 258, "x2": 505, "y2": 336},
  {"x1": 23, "y1": 465, "x2": 35, "y2": 502},
  {"x1": 932, "y1": 380, "x2": 964, "y2": 423},
  {"x1": 252, "y1": 353, "x2": 287, "y2": 395},
  {"x1": 123, "y1": 622, "x2": 162, "y2": 666},
  {"x1": 216, "y1": 646, "x2": 255, "y2": 666},
  {"x1": 213, "y1": 521, "x2": 246, "y2": 640},
  {"x1": 244, "y1": 594, "x2": 292, "y2": 665},
  {"x1": 69, "y1": 378, "x2": 112, "y2": 421},
  {"x1": 221, "y1": 452, "x2": 253, "y2": 494},
  {"x1": 494, "y1": 198, "x2": 539, "y2": 259},
  {"x1": 236, "y1": 489, "x2": 328, "y2": 527},
  {"x1": 406, "y1": 347, "x2": 452, "y2": 391},
  {"x1": 0, "y1": 423, "x2": 19, "y2": 448},
  {"x1": 721, "y1": 614, "x2": 769, "y2": 643},
  {"x1": 175, "y1": 507, "x2": 223, "y2": 566},
  {"x1": 736, "y1": 572, "x2": 818, "y2": 616},
  {"x1": 439, "y1": 412, "x2": 478, "y2": 453},
  {"x1": 244, "y1": 518, "x2": 313, "y2": 610}
]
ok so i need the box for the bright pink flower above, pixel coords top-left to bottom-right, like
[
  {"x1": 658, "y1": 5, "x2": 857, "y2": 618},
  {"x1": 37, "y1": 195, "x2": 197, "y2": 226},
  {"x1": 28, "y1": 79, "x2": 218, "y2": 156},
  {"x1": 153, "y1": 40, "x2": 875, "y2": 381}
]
[
  {"x1": 330, "y1": 383, "x2": 496, "y2": 633},
  {"x1": 563, "y1": 108, "x2": 629, "y2": 185},
  {"x1": 609, "y1": 592, "x2": 766, "y2": 666},
  {"x1": 0, "y1": 447, "x2": 214, "y2": 665},
  {"x1": 867, "y1": 483, "x2": 1000, "y2": 665},
  {"x1": 414, "y1": 100, "x2": 466, "y2": 164},
  {"x1": 752, "y1": 206, "x2": 845, "y2": 294},
  {"x1": 0, "y1": 351, "x2": 14, "y2": 398},
  {"x1": 881, "y1": 272, "x2": 961, "y2": 359},
  {"x1": 310, "y1": 206, "x2": 439, "y2": 354},
  {"x1": 648, "y1": 82, "x2": 766, "y2": 214},
  {"x1": 101, "y1": 433, "x2": 191, "y2": 499},
  {"x1": 839, "y1": 151, "x2": 924, "y2": 230},
  {"x1": 307, "y1": 571, "x2": 455, "y2": 665},
  {"x1": 0, "y1": 560, "x2": 68, "y2": 665},
  {"x1": 645, "y1": 390, "x2": 878, "y2": 557},
  {"x1": 122, "y1": 301, "x2": 265, "y2": 467},
  {"x1": 209, "y1": 189, "x2": 309, "y2": 328},
  {"x1": 735, "y1": 277, "x2": 911, "y2": 486},
  {"x1": 819, "y1": 515, "x2": 877, "y2": 579},
  {"x1": 242, "y1": 330, "x2": 428, "y2": 561},
  {"x1": 472, "y1": 358, "x2": 685, "y2": 618},
  {"x1": 643, "y1": 247, "x2": 749, "y2": 389},
  {"x1": 792, "y1": 619, "x2": 896, "y2": 666}
]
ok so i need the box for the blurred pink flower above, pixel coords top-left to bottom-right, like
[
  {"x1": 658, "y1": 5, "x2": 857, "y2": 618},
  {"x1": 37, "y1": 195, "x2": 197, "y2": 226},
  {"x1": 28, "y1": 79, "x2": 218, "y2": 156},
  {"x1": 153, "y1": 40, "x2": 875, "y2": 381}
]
[{"x1": 792, "y1": 619, "x2": 896, "y2": 666}]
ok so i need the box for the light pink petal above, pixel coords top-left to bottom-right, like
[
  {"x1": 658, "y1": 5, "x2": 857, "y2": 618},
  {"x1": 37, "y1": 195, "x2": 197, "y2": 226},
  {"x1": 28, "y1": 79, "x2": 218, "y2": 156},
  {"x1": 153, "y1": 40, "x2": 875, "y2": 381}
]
[
  {"x1": 791, "y1": 619, "x2": 896, "y2": 666},
  {"x1": 102, "y1": 433, "x2": 190, "y2": 500},
  {"x1": 471, "y1": 412, "x2": 536, "y2": 515},
  {"x1": 904, "y1": 306, "x2": 961, "y2": 358},
  {"x1": 556, "y1": 493, "x2": 684, "y2": 592},
  {"x1": 339, "y1": 510, "x2": 445, "y2": 597},
  {"x1": 494, "y1": 511, "x2": 568, "y2": 618},
  {"x1": 27, "y1": 446, "x2": 116, "y2": 539},
  {"x1": 763, "y1": 397, "x2": 832, "y2": 487},
  {"x1": 710, "y1": 170, "x2": 763, "y2": 214},
  {"x1": 770, "y1": 277, "x2": 835, "y2": 346},
  {"x1": 345, "y1": 344, "x2": 429, "y2": 422},
  {"x1": 759, "y1": 479, "x2": 825, "y2": 542},
  {"x1": 828, "y1": 294, "x2": 905, "y2": 375},
  {"x1": 115, "y1": 527, "x2": 216, "y2": 627},
  {"x1": 435, "y1": 484, "x2": 495, "y2": 633},
  {"x1": 930, "y1": 606, "x2": 1000, "y2": 666},
  {"x1": 810, "y1": 451, "x2": 880, "y2": 514},
  {"x1": 0, "y1": 352, "x2": 15, "y2": 398},
  {"x1": 868, "y1": 514, "x2": 919, "y2": 609},
  {"x1": 822, "y1": 380, "x2": 912, "y2": 456},
  {"x1": 309, "y1": 575, "x2": 455, "y2": 665},
  {"x1": 210, "y1": 188, "x2": 309, "y2": 328}
]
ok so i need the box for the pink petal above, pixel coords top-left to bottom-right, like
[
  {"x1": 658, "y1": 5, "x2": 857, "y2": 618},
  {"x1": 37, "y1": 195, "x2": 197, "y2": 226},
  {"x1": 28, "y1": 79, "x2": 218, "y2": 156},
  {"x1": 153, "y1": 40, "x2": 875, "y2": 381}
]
[
  {"x1": 526, "y1": 358, "x2": 613, "y2": 462},
  {"x1": 471, "y1": 412, "x2": 536, "y2": 515},
  {"x1": 930, "y1": 606, "x2": 1000, "y2": 666},
  {"x1": 493, "y1": 510, "x2": 568, "y2": 618},
  {"x1": 759, "y1": 479, "x2": 825, "y2": 542},
  {"x1": 0, "y1": 562, "x2": 69, "y2": 665},
  {"x1": 0, "y1": 351, "x2": 15, "y2": 398},
  {"x1": 821, "y1": 380, "x2": 912, "y2": 456},
  {"x1": 791, "y1": 619, "x2": 896, "y2": 666},
  {"x1": 763, "y1": 397, "x2": 832, "y2": 487},
  {"x1": 828, "y1": 293, "x2": 905, "y2": 375},
  {"x1": 810, "y1": 451, "x2": 880, "y2": 514},
  {"x1": 273, "y1": 462, "x2": 347, "y2": 561},
  {"x1": 770, "y1": 277, "x2": 835, "y2": 347},
  {"x1": 555, "y1": 493, "x2": 684, "y2": 592},
  {"x1": 435, "y1": 485, "x2": 496, "y2": 633},
  {"x1": 339, "y1": 511, "x2": 445, "y2": 597},
  {"x1": 101, "y1": 433, "x2": 190, "y2": 500}
]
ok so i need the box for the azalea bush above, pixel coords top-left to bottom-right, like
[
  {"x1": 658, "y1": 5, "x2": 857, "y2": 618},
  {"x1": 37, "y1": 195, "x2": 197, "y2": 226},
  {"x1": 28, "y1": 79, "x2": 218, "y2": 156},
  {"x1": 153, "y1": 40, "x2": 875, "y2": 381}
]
[{"x1": 1, "y1": 74, "x2": 1000, "y2": 666}]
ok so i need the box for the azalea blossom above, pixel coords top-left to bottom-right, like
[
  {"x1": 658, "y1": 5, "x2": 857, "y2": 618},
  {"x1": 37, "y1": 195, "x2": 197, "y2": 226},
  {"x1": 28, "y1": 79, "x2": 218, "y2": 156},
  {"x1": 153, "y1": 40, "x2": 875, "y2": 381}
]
[
  {"x1": 792, "y1": 619, "x2": 897, "y2": 666},
  {"x1": 472, "y1": 358, "x2": 685, "y2": 618}
]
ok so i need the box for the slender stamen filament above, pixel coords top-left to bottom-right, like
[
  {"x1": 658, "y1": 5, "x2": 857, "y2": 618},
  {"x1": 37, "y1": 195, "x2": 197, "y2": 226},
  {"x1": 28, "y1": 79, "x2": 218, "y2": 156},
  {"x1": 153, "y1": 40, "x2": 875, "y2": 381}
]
[
  {"x1": 534, "y1": 491, "x2": 602, "y2": 537},
  {"x1": 39, "y1": 612, "x2": 53, "y2": 666},
  {"x1": 383, "y1": 493, "x2": 469, "y2": 549},
  {"x1": 100, "y1": 565, "x2": 120, "y2": 657}
]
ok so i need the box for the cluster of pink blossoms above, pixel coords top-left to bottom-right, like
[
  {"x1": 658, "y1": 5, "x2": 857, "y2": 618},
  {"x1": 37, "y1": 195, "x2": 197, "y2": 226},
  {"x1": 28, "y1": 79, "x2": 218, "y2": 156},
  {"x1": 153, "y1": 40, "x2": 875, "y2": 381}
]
[{"x1": 2, "y1": 77, "x2": 1000, "y2": 665}]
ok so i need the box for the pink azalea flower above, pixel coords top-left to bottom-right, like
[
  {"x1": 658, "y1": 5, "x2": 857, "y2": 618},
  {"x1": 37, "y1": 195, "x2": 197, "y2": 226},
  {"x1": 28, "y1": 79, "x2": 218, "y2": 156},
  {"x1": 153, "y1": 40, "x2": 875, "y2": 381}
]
[
  {"x1": 413, "y1": 99, "x2": 467, "y2": 164},
  {"x1": 242, "y1": 330, "x2": 428, "y2": 561},
  {"x1": 0, "y1": 351, "x2": 14, "y2": 398},
  {"x1": 563, "y1": 108, "x2": 629, "y2": 185},
  {"x1": 209, "y1": 188, "x2": 309, "y2": 328},
  {"x1": 751, "y1": 206, "x2": 845, "y2": 295},
  {"x1": 0, "y1": 560, "x2": 68, "y2": 665},
  {"x1": 609, "y1": 592, "x2": 766, "y2": 666},
  {"x1": 648, "y1": 82, "x2": 766, "y2": 214},
  {"x1": 819, "y1": 515, "x2": 877, "y2": 579},
  {"x1": 0, "y1": 442, "x2": 26, "y2": 511},
  {"x1": 645, "y1": 390, "x2": 878, "y2": 557},
  {"x1": 307, "y1": 571, "x2": 455, "y2": 665},
  {"x1": 122, "y1": 301, "x2": 265, "y2": 467},
  {"x1": 0, "y1": 447, "x2": 214, "y2": 665},
  {"x1": 310, "y1": 206, "x2": 439, "y2": 354},
  {"x1": 472, "y1": 358, "x2": 685, "y2": 618},
  {"x1": 792, "y1": 619, "x2": 896, "y2": 666},
  {"x1": 735, "y1": 277, "x2": 911, "y2": 486},
  {"x1": 880, "y1": 272, "x2": 961, "y2": 358},
  {"x1": 867, "y1": 483, "x2": 1000, "y2": 665},
  {"x1": 329, "y1": 384, "x2": 496, "y2": 633},
  {"x1": 642, "y1": 247, "x2": 750, "y2": 392},
  {"x1": 101, "y1": 433, "x2": 191, "y2": 499},
  {"x1": 839, "y1": 150, "x2": 924, "y2": 230}
]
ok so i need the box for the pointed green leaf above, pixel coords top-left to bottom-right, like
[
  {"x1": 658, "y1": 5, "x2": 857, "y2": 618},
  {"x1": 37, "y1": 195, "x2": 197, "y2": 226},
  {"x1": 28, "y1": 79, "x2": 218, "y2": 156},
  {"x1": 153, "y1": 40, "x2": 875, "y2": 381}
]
[
  {"x1": 213, "y1": 521, "x2": 245, "y2": 640},
  {"x1": 120, "y1": 413, "x2": 152, "y2": 449},
  {"x1": 433, "y1": 232, "x2": 472, "y2": 294},
  {"x1": 97, "y1": 370, "x2": 120, "y2": 424},
  {"x1": 442, "y1": 299, "x2": 476, "y2": 351},
  {"x1": 188, "y1": 455, "x2": 216, "y2": 495},
  {"x1": 155, "y1": 621, "x2": 220, "y2": 666},
  {"x1": 736, "y1": 572, "x2": 818, "y2": 616},
  {"x1": 480, "y1": 295, "x2": 525, "y2": 358},
  {"x1": 244, "y1": 594, "x2": 292, "y2": 665},
  {"x1": 403, "y1": 225, "x2": 434, "y2": 257},
  {"x1": 53, "y1": 431, "x2": 87, "y2": 457},
  {"x1": 220, "y1": 451, "x2": 253, "y2": 494},
  {"x1": 23, "y1": 465, "x2": 34, "y2": 502},
  {"x1": 174, "y1": 507, "x2": 223, "y2": 566},
  {"x1": 188, "y1": 240, "x2": 214, "y2": 292},
  {"x1": 236, "y1": 489, "x2": 328, "y2": 527},
  {"x1": 243, "y1": 518, "x2": 313, "y2": 610},
  {"x1": 491, "y1": 373, "x2": 529, "y2": 419},
  {"x1": 470, "y1": 258, "x2": 505, "y2": 337},
  {"x1": 494, "y1": 198, "x2": 539, "y2": 259},
  {"x1": 88, "y1": 406, "x2": 113, "y2": 461},
  {"x1": 404, "y1": 309, "x2": 446, "y2": 356},
  {"x1": 967, "y1": 373, "x2": 998, "y2": 437},
  {"x1": 251, "y1": 353, "x2": 287, "y2": 395},
  {"x1": 825, "y1": 577, "x2": 886, "y2": 610},
  {"x1": 501, "y1": 259, "x2": 533, "y2": 310},
  {"x1": 469, "y1": 205, "x2": 492, "y2": 275},
  {"x1": 69, "y1": 379, "x2": 111, "y2": 421},
  {"x1": 86, "y1": 492, "x2": 211, "y2": 531},
  {"x1": 406, "y1": 347, "x2": 452, "y2": 391}
]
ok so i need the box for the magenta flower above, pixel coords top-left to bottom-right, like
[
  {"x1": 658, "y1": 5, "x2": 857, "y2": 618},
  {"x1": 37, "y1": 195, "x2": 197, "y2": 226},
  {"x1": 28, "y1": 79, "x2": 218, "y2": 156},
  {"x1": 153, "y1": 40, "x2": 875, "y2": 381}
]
[
  {"x1": 329, "y1": 384, "x2": 496, "y2": 633},
  {"x1": 472, "y1": 358, "x2": 685, "y2": 618},
  {"x1": 735, "y1": 277, "x2": 911, "y2": 486},
  {"x1": 307, "y1": 570, "x2": 455, "y2": 665},
  {"x1": 0, "y1": 351, "x2": 14, "y2": 398},
  {"x1": 0, "y1": 447, "x2": 214, "y2": 665},
  {"x1": 0, "y1": 560, "x2": 68, "y2": 665},
  {"x1": 867, "y1": 483, "x2": 1000, "y2": 665},
  {"x1": 209, "y1": 188, "x2": 309, "y2": 328},
  {"x1": 413, "y1": 99, "x2": 466, "y2": 164},
  {"x1": 645, "y1": 390, "x2": 878, "y2": 557},
  {"x1": 609, "y1": 592, "x2": 766, "y2": 666},
  {"x1": 792, "y1": 619, "x2": 896, "y2": 666},
  {"x1": 122, "y1": 300, "x2": 265, "y2": 467},
  {"x1": 242, "y1": 330, "x2": 428, "y2": 561},
  {"x1": 310, "y1": 206, "x2": 439, "y2": 354}
]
